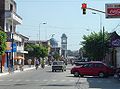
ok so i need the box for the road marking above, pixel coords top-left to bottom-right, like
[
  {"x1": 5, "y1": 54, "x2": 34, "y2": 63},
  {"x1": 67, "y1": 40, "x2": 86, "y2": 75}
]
[
  {"x1": 43, "y1": 79, "x2": 48, "y2": 82},
  {"x1": 34, "y1": 80, "x2": 39, "y2": 82},
  {"x1": 52, "y1": 79, "x2": 57, "y2": 82},
  {"x1": 61, "y1": 80, "x2": 66, "y2": 82},
  {"x1": 25, "y1": 80, "x2": 30, "y2": 82}
]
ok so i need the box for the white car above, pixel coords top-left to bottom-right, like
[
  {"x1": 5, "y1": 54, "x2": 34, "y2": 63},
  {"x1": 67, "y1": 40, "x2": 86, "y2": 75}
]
[{"x1": 52, "y1": 61, "x2": 66, "y2": 72}]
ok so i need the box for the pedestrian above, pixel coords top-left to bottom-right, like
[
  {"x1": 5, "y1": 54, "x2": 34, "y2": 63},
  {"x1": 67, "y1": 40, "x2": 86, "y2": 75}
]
[
  {"x1": 41, "y1": 59, "x2": 45, "y2": 69},
  {"x1": 27, "y1": 59, "x2": 32, "y2": 67},
  {"x1": 35, "y1": 59, "x2": 39, "y2": 70}
]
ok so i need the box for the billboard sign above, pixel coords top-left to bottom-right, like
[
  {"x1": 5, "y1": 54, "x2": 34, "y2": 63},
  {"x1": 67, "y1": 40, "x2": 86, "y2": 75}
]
[
  {"x1": 6, "y1": 43, "x2": 17, "y2": 52},
  {"x1": 111, "y1": 39, "x2": 120, "y2": 47},
  {"x1": 106, "y1": 3, "x2": 120, "y2": 18}
]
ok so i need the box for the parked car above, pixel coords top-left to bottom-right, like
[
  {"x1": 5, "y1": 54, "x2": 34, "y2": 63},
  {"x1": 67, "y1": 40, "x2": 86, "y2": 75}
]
[
  {"x1": 74, "y1": 62, "x2": 87, "y2": 66},
  {"x1": 71, "y1": 61, "x2": 114, "y2": 77},
  {"x1": 52, "y1": 61, "x2": 66, "y2": 72}
]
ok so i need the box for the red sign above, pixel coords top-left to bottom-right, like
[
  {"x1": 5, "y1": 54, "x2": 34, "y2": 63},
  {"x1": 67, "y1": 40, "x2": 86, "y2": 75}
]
[
  {"x1": 107, "y1": 8, "x2": 120, "y2": 16},
  {"x1": 106, "y1": 4, "x2": 120, "y2": 18}
]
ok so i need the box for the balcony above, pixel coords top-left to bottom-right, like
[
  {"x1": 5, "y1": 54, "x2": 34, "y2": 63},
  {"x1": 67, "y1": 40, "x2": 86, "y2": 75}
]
[{"x1": 5, "y1": 10, "x2": 22, "y2": 24}]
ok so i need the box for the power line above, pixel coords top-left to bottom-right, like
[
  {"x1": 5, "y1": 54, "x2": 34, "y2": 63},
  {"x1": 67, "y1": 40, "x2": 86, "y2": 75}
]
[{"x1": 111, "y1": 23, "x2": 120, "y2": 32}]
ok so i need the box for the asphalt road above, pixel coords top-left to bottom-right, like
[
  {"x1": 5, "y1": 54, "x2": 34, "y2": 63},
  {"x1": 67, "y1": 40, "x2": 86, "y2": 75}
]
[{"x1": 0, "y1": 65, "x2": 120, "y2": 89}]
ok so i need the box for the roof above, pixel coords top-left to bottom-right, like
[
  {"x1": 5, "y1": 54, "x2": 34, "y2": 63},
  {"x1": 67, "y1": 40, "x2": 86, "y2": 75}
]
[{"x1": 61, "y1": 33, "x2": 67, "y2": 38}]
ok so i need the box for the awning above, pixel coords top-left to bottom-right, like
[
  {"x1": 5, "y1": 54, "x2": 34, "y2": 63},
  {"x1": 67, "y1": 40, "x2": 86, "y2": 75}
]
[
  {"x1": 17, "y1": 50, "x2": 28, "y2": 54},
  {"x1": 14, "y1": 56, "x2": 25, "y2": 60}
]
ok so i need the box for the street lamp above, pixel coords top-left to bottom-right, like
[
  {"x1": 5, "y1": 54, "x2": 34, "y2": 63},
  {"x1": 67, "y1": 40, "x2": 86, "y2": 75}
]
[
  {"x1": 92, "y1": 12, "x2": 102, "y2": 31},
  {"x1": 92, "y1": 12, "x2": 105, "y2": 60},
  {"x1": 39, "y1": 22, "x2": 47, "y2": 45}
]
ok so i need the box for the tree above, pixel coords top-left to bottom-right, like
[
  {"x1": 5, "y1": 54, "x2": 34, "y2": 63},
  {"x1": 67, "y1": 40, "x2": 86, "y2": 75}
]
[
  {"x1": 0, "y1": 27, "x2": 7, "y2": 55},
  {"x1": 53, "y1": 52, "x2": 60, "y2": 61},
  {"x1": 25, "y1": 44, "x2": 48, "y2": 59},
  {"x1": 81, "y1": 31, "x2": 109, "y2": 61}
]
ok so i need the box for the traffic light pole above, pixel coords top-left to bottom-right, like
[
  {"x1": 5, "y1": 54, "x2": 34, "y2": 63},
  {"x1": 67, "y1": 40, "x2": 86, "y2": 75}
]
[{"x1": 87, "y1": 8, "x2": 105, "y2": 14}]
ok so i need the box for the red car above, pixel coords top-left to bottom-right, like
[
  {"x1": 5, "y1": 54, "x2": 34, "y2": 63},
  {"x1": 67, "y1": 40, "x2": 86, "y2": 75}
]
[{"x1": 71, "y1": 61, "x2": 114, "y2": 77}]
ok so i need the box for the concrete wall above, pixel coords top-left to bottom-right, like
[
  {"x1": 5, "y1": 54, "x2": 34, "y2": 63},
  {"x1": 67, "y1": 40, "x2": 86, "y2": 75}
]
[{"x1": 116, "y1": 47, "x2": 120, "y2": 68}]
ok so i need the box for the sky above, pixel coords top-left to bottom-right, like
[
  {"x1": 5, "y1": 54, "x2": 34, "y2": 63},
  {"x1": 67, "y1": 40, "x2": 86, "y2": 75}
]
[{"x1": 15, "y1": 0, "x2": 120, "y2": 51}]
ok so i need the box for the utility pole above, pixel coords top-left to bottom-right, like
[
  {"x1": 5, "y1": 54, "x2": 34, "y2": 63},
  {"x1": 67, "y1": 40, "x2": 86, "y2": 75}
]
[{"x1": 102, "y1": 26, "x2": 105, "y2": 61}]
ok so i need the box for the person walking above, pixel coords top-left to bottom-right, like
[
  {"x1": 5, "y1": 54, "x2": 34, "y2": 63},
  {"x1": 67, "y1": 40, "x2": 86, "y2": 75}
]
[
  {"x1": 27, "y1": 59, "x2": 32, "y2": 67},
  {"x1": 41, "y1": 59, "x2": 45, "y2": 69},
  {"x1": 35, "y1": 59, "x2": 39, "y2": 70}
]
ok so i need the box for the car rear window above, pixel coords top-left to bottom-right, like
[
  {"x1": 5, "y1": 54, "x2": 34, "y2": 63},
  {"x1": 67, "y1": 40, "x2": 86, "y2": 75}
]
[{"x1": 53, "y1": 61, "x2": 64, "y2": 65}]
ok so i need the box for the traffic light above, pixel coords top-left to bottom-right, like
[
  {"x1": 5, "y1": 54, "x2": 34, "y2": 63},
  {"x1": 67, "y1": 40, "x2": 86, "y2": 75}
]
[
  {"x1": 83, "y1": 8, "x2": 86, "y2": 14},
  {"x1": 82, "y1": 3, "x2": 87, "y2": 15}
]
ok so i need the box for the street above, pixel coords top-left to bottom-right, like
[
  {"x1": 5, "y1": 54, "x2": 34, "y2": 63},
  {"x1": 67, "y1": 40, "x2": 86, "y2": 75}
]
[{"x1": 0, "y1": 65, "x2": 120, "y2": 89}]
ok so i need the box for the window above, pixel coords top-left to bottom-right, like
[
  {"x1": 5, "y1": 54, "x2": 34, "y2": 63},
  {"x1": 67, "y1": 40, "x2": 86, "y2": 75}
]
[
  {"x1": 10, "y1": 4, "x2": 13, "y2": 11},
  {"x1": 94, "y1": 63, "x2": 104, "y2": 68},
  {"x1": 10, "y1": 25, "x2": 12, "y2": 32},
  {"x1": 84, "y1": 63, "x2": 94, "y2": 68},
  {"x1": 6, "y1": 23, "x2": 8, "y2": 31}
]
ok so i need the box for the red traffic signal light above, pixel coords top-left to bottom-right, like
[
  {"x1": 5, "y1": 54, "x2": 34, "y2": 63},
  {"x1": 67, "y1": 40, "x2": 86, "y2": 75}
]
[
  {"x1": 82, "y1": 3, "x2": 87, "y2": 15},
  {"x1": 82, "y1": 3, "x2": 87, "y2": 9}
]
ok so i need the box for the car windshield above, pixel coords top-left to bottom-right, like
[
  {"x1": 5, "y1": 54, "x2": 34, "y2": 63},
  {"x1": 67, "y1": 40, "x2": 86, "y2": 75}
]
[{"x1": 53, "y1": 62, "x2": 58, "y2": 65}]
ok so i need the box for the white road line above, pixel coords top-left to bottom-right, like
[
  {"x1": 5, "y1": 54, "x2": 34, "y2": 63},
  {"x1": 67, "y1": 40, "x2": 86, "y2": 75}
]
[
  {"x1": 15, "y1": 79, "x2": 21, "y2": 82},
  {"x1": 43, "y1": 79, "x2": 48, "y2": 82},
  {"x1": 25, "y1": 80, "x2": 31, "y2": 82},
  {"x1": 34, "y1": 80, "x2": 39, "y2": 82},
  {"x1": 52, "y1": 79, "x2": 57, "y2": 82},
  {"x1": 8, "y1": 79, "x2": 13, "y2": 81},
  {"x1": 61, "y1": 80, "x2": 66, "y2": 82}
]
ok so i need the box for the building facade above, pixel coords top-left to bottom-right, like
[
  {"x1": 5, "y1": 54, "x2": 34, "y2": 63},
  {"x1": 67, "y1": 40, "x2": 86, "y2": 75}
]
[{"x1": 0, "y1": 0, "x2": 28, "y2": 72}]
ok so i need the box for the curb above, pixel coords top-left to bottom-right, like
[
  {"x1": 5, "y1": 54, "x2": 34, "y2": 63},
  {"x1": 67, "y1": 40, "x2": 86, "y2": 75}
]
[
  {"x1": 0, "y1": 65, "x2": 48, "y2": 77},
  {"x1": 0, "y1": 67, "x2": 35, "y2": 77}
]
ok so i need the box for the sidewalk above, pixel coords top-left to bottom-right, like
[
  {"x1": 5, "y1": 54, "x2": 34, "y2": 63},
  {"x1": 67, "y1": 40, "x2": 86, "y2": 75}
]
[{"x1": 0, "y1": 65, "x2": 35, "y2": 77}]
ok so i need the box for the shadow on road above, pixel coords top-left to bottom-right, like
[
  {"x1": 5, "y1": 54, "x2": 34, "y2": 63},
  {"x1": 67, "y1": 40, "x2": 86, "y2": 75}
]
[
  {"x1": 40, "y1": 84, "x2": 74, "y2": 87},
  {"x1": 46, "y1": 70, "x2": 65, "y2": 73}
]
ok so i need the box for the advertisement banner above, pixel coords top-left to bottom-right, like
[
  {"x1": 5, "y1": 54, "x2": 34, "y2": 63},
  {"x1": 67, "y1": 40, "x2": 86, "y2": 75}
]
[
  {"x1": 106, "y1": 3, "x2": 120, "y2": 18},
  {"x1": 6, "y1": 43, "x2": 17, "y2": 52}
]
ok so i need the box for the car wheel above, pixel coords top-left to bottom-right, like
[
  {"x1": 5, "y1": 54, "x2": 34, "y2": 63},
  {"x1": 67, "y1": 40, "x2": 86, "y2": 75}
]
[
  {"x1": 61, "y1": 69, "x2": 64, "y2": 72},
  {"x1": 52, "y1": 70, "x2": 54, "y2": 72},
  {"x1": 99, "y1": 72, "x2": 105, "y2": 78},
  {"x1": 74, "y1": 72, "x2": 79, "y2": 77}
]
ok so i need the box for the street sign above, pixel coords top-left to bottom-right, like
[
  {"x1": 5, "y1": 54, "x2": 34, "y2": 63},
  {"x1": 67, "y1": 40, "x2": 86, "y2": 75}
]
[
  {"x1": 105, "y1": 3, "x2": 120, "y2": 18},
  {"x1": 6, "y1": 43, "x2": 17, "y2": 52},
  {"x1": 111, "y1": 39, "x2": 120, "y2": 47}
]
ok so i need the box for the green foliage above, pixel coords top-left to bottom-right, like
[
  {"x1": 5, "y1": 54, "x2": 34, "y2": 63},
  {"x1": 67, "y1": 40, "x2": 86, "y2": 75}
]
[
  {"x1": 0, "y1": 27, "x2": 7, "y2": 55},
  {"x1": 53, "y1": 52, "x2": 60, "y2": 61},
  {"x1": 81, "y1": 31, "x2": 109, "y2": 61},
  {"x1": 25, "y1": 44, "x2": 48, "y2": 58}
]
